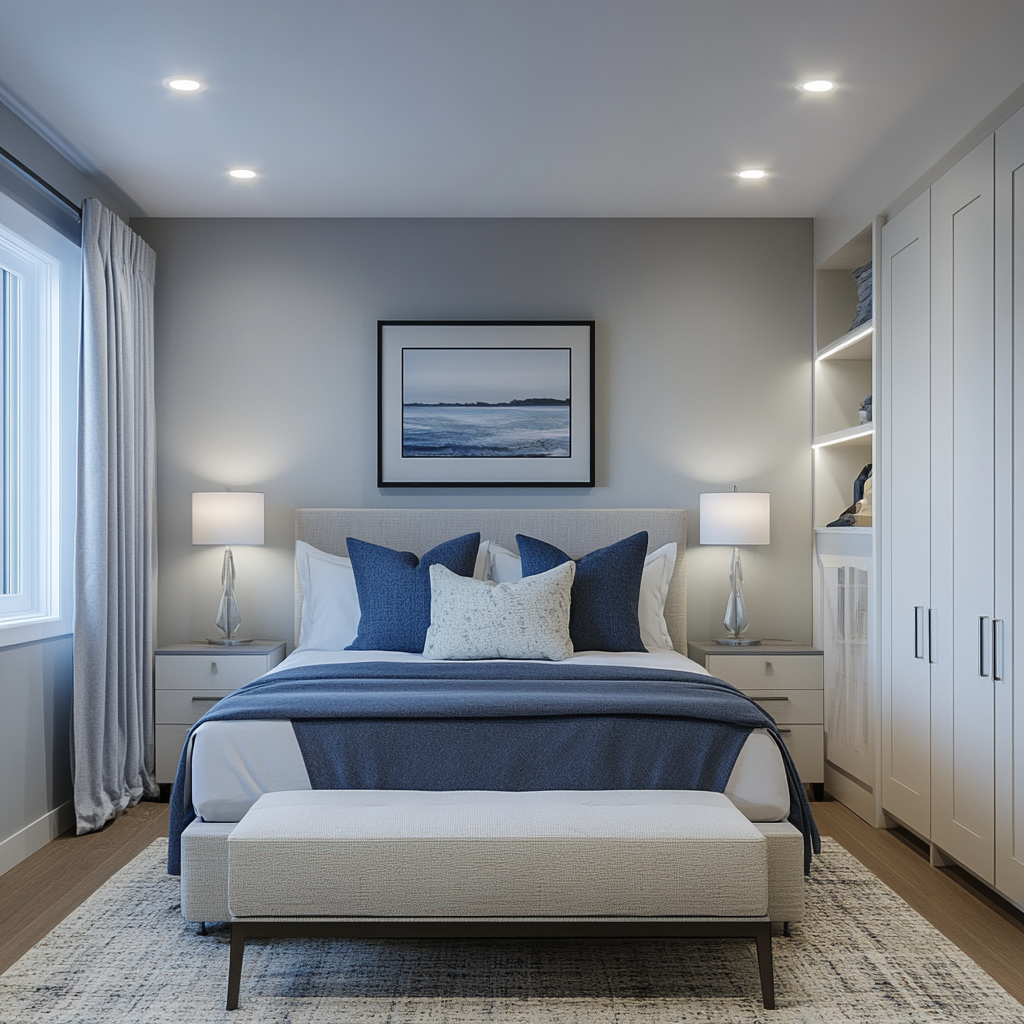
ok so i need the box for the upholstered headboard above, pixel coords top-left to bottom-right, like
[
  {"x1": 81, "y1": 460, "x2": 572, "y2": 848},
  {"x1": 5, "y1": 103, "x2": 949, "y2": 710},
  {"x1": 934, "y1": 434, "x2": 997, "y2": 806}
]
[{"x1": 294, "y1": 508, "x2": 687, "y2": 651}]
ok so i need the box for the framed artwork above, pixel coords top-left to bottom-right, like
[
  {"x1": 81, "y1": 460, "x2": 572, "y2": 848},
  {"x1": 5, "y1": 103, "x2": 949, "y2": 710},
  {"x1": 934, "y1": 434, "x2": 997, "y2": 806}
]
[{"x1": 378, "y1": 320, "x2": 595, "y2": 487}]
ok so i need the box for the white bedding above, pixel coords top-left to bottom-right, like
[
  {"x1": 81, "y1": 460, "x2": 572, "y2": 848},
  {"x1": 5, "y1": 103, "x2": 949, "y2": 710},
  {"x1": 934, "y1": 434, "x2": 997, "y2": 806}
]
[{"x1": 188, "y1": 648, "x2": 790, "y2": 825}]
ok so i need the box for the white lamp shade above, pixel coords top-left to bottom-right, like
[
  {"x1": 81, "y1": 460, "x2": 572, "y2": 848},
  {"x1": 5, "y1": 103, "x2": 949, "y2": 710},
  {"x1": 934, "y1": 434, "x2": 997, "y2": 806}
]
[
  {"x1": 699, "y1": 491, "x2": 770, "y2": 546},
  {"x1": 192, "y1": 492, "x2": 265, "y2": 546}
]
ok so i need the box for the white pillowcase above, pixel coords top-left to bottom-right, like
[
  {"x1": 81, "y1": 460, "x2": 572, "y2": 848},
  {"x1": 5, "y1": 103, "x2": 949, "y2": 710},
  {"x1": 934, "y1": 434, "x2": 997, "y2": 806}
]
[
  {"x1": 423, "y1": 562, "x2": 575, "y2": 661},
  {"x1": 480, "y1": 539, "x2": 525, "y2": 584},
  {"x1": 473, "y1": 539, "x2": 490, "y2": 581},
  {"x1": 639, "y1": 543, "x2": 677, "y2": 651},
  {"x1": 479, "y1": 540, "x2": 677, "y2": 651},
  {"x1": 295, "y1": 540, "x2": 361, "y2": 650}
]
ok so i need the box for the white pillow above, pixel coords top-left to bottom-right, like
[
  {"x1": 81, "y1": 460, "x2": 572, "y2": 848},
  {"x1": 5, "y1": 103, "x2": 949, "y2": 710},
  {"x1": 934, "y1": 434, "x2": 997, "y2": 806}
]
[
  {"x1": 423, "y1": 561, "x2": 575, "y2": 661},
  {"x1": 295, "y1": 540, "x2": 361, "y2": 650},
  {"x1": 473, "y1": 539, "x2": 490, "y2": 580},
  {"x1": 639, "y1": 542, "x2": 677, "y2": 651},
  {"x1": 482, "y1": 540, "x2": 524, "y2": 584},
  {"x1": 479, "y1": 540, "x2": 677, "y2": 651}
]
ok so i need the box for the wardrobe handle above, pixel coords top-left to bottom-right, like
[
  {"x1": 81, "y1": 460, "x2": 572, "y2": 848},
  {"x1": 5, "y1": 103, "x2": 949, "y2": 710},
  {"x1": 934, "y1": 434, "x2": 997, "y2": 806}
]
[
  {"x1": 928, "y1": 608, "x2": 936, "y2": 665},
  {"x1": 980, "y1": 617, "x2": 991, "y2": 677},
  {"x1": 914, "y1": 607, "x2": 925, "y2": 659},
  {"x1": 993, "y1": 619, "x2": 1004, "y2": 682}
]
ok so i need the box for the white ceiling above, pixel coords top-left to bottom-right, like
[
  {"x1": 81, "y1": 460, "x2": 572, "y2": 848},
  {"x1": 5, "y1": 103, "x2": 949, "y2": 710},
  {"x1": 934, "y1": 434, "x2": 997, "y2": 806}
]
[{"x1": 0, "y1": 0, "x2": 1022, "y2": 218}]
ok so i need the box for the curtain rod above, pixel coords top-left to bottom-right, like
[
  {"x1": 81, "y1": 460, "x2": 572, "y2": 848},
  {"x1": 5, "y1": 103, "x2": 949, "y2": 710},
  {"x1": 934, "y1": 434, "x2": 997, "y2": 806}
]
[{"x1": 0, "y1": 143, "x2": 82, "y2": 220}]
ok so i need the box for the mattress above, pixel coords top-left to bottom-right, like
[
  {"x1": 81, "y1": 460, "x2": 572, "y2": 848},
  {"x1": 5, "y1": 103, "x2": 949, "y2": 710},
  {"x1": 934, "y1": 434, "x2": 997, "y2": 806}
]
[{"x1": 187, "y1": 648, "x2": 791, "y2": 824}]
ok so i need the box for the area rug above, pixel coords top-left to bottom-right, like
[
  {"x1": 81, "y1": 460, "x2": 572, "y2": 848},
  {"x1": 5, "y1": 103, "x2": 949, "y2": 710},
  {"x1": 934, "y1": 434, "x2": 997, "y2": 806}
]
[{"x1": 0, "y1": 838, "x2": 1020, "y2": 1023}]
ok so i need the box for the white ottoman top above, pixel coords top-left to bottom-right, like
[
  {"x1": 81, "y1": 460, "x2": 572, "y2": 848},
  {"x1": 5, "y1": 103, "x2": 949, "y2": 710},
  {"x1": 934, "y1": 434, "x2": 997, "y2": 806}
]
[
  {"x1": 227, "y1": 790, "x2": 768, "y2": 920},
  {"x1": 230, "y1": 789, "x2": 767, "y2": 843}
]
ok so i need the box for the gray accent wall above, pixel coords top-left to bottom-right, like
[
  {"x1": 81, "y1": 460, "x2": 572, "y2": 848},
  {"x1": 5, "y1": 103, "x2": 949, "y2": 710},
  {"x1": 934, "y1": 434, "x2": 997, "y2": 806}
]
[
  {"x1": 134, "y1": 217, "x2": 814, "y2": 651},
  {"x1": 0, "y1": 638, "x2": 73, "y2": 859}
]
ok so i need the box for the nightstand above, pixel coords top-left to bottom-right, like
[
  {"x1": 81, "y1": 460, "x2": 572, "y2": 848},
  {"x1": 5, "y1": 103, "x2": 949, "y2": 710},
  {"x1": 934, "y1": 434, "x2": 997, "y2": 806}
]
[
  {"x1": 155, "y1": 641, "x2": 286, "y2": 786},
  {"x1": 687, "y1": 641, "x2": 824, "y2": 797}
]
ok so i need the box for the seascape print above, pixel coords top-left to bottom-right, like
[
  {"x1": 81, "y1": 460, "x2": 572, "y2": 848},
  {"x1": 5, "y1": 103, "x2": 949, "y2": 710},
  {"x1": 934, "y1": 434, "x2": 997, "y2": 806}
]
[{"x1": 402, "y1": 347, "x2": 571, "y2": 458}]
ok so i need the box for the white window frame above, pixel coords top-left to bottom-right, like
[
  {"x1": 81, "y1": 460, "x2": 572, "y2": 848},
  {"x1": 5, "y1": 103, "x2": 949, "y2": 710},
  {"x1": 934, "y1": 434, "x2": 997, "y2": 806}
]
[{"x1": 0, "y1": 188, "x2": 79, "y2": 647}]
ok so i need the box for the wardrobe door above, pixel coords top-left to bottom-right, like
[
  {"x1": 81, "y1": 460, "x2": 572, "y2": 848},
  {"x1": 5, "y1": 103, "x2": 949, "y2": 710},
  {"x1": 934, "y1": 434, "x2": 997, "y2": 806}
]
[
  {"x1": 880, "y1": 190, "x2": 932, "y2": 837},
  {"x1": 930, "y1": 137, "x2": 996, "y2": 883},
  {"x1": 995, "y1": 107, "x2": 1024, "y2": 906}
]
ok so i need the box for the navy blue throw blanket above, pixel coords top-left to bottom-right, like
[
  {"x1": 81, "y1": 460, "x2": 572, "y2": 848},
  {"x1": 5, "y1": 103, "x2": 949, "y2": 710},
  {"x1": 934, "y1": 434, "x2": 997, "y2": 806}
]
[{"x1": 168, "y1": 662, "x2": 819, "y2": 875}]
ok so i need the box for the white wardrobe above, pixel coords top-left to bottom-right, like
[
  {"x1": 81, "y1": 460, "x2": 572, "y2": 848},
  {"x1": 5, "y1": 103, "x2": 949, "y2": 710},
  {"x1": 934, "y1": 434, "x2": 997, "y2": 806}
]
[{"x1": 880, "y1": 107, "x2": 1024, "y2": 909}]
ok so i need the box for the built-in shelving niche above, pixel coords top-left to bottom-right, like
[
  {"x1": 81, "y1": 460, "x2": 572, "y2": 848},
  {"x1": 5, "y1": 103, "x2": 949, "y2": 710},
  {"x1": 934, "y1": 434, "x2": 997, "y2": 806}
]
[
  {"x1": 813, "y1": 227, "x2": 874, "y2": 530},
  {"x1": 812, "y1": 222, "x2": 880, "y2": 828}
]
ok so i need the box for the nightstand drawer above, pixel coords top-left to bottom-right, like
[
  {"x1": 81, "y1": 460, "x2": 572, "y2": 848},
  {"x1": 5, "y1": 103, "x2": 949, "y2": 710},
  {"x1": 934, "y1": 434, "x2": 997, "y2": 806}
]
[
  {"x1": 742, "y1": 688, "x2": 822, "y2": 725},
  {"x1": 705, "y1": 653, "x2": 822, "y2": 690},
  {"x1": 155, "y1": 653, "x2": 270, "y2": 691},
  {"x1": 156, "y1": 724, "x2": 191, "y2": 783},
  {"x1": 775, "y1": 723, "x2": 824, "y2": 784},
  {"x1": 156, "y1": 688, "x2": 237, "y2": 725}
]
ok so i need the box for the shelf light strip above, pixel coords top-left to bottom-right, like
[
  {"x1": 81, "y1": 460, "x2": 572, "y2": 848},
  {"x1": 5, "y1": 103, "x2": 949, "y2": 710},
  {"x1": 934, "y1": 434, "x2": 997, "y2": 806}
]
[
  {"x1": 816, "y1": 324, "x2": 873, "y2": 361},
  {"x1": 812, "y1": 427, "x2": 873, "y2": 449}
]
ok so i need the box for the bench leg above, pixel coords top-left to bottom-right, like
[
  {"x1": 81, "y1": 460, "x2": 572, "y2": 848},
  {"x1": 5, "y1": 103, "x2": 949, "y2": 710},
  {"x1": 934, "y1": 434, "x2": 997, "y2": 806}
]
[
  {"x1": 755, "y1": 928, "x2": 775, "y2": 1010},
  {"x1": 226, "y1": 925, "x2": 245, "y2": 1011}
]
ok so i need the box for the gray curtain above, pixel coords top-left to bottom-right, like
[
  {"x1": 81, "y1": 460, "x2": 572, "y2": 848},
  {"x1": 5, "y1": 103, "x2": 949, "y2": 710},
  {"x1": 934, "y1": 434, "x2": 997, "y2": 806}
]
[{"x1": 72, "y1": 199, "x2": 158, "y2": 833}]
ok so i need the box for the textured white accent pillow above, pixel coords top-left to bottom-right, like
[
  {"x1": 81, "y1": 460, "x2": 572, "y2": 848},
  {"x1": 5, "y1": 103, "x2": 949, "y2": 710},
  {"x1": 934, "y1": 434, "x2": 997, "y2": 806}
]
[
  {"x1": 295, "y1": 540, "x2": 361, "y2": 650},
  {"x1": 424, "y1": 561, "x2": 575, "y2": 661},
  {"x1": 480, "y1": 540, "x2": 677, "y2": 651}
]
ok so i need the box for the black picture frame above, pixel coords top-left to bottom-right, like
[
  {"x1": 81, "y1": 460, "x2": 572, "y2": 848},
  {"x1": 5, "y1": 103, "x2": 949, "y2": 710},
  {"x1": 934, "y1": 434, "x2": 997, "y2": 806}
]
[{"x1": 378, "y1": 320, "x2": 595, "y2": 487}]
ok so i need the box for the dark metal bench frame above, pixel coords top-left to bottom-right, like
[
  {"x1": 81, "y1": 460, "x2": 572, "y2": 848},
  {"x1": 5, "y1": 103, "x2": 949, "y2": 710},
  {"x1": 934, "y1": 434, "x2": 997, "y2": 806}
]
[{"x1": 226, "y1": 918, "x2": 775, "y2": 1011}]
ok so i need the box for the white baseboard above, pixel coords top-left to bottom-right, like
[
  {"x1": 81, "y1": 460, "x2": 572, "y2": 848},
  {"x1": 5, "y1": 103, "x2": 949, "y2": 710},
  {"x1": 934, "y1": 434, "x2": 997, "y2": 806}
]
[
  {"x1": 825, "y1": 763, "x2": 881, "y2": 826},
  {"x1": 0, "y1": 800, "x2": 75, "y2": 876}
]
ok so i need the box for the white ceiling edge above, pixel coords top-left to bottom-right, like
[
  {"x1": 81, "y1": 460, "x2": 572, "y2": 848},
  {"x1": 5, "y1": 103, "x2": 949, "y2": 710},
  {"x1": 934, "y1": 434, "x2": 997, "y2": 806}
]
[
  {"x1": 0, "y1": 83, "x2": 147, "y2": 218},
  {"x1": 0, "y1": 97, "x2": 136, "y2": 221},
  {"x1": 813, "y1": 31, "x2": 1024, "y2": 264},
  {"x1": 0, "y1": 81, "x2": 99, "y2": 177}
]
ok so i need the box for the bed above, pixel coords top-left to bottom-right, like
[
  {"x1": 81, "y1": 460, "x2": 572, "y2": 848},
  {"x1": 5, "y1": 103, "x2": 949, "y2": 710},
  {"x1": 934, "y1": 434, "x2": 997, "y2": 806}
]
[{"x1": 169, "y1": 508, "x2": 817, "y2": 925}]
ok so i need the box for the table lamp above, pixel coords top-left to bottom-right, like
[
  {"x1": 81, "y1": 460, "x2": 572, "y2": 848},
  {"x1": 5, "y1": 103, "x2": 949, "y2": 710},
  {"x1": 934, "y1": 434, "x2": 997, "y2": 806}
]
[
  {"x1": 192, "y1": 491, "x2": 265, "y2": 644},
  {"x1": 700, "y1": 488, "x2": 770, "y2": 646}
]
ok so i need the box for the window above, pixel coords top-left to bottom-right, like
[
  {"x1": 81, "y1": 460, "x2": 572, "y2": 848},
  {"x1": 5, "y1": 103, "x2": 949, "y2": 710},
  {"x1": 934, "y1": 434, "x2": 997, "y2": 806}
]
[{"x1": 0, "y1": 188, "x2": 79, "y2": 645}]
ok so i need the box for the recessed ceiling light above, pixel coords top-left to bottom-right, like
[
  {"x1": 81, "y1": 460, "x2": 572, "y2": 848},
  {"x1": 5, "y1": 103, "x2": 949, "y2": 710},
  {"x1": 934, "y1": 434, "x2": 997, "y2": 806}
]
[
  {"x1": 737, "y1": 169, "x2": 767, "y2": 179},
  {"x1": 800, "y1": 79, "x2": 835, "y2": 92},
  {"x1": 228, "y1": 168, "x2": 258, "y2": 179},
  {"x1": 163, "y1": 76, "x2": 207, "y2": 93}
]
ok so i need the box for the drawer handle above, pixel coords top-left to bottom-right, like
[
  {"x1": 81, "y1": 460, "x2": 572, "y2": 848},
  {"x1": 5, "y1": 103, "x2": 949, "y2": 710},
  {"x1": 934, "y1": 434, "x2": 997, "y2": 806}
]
[
  {"x1": 753, "y1": 696, "x2": 789, "y2": 702},
  {"x1": 764, "y1": 661, "x2": 773, "y2": 674},
  {"x1": 777, "y1": 728, "x2": 792, "y2": 734},
  {"x1": 211, "y1": 661, "x2": 218, "y2": 674},
  {"x1": 191, "y1": 695, "x2": 223, "y2": 703}
]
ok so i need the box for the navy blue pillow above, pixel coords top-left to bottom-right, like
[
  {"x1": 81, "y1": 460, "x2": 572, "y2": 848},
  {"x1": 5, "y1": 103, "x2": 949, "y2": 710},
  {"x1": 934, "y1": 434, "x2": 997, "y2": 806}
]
[
  {"x1": 516, "y1": 531, "x2": 648, "y2": 652},
  {"x1": 346, "y1": 533, "x2": 481, "y2": 653}
]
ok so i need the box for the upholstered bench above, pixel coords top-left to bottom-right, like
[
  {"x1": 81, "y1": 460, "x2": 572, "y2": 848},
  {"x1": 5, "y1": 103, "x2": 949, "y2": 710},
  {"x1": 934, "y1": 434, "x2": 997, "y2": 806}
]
[{"x1": 222, "y1": 789, "x2": 778, "y2": 1010}]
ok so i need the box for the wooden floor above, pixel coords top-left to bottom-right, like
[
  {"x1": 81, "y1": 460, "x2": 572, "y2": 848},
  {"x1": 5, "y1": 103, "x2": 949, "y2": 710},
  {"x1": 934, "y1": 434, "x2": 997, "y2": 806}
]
[
  {"x1": 0, "y1": 798, "x2": 1022, "y2": 1005},
  {"x1": 0, "y1": 800, "x2": 170, "y2": 976}
]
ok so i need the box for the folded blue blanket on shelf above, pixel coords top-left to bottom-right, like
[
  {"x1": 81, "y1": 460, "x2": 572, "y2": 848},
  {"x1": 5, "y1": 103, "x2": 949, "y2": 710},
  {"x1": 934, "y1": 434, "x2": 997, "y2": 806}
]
[{"x1": 167, "y1": 661, "x2": 820, "y2": 875}]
